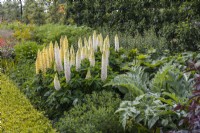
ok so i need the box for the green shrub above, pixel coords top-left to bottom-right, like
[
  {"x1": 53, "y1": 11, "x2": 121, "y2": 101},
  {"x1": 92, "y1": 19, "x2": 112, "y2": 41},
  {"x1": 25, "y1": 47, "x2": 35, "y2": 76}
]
[
  {"x1": 56, "y1": 91, "x2": 123, "y2": 133},
  {"x1": 0, "y1": 73, "x2": 55, "y2": 133},
  {"x1": 0, "y1": 58, "x2": 15, "y2": 74},
  {"x1": 33, "y1": 24, "x2": 92, "y2": 45},
  {"x1": 13, "y1": 23, "x2": 35, "y2": 41},
  {"x1": 8, "y1": 60, "x2": 35, "y2": 87},
  {"x1": 14, "y1": 41, "x2": 42, "y2": 62}
]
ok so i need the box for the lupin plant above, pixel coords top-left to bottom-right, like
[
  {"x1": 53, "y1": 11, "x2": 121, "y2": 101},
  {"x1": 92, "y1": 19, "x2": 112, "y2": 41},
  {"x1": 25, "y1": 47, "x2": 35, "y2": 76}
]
[{"x1": 35, "y1": 30, "x2": 118, "y2": 83}]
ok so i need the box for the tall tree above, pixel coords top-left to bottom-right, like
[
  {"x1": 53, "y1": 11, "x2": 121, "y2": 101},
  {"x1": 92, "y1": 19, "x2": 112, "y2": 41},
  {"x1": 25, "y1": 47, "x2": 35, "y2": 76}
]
[
  {"x1": 23, "y1": 0, "x2": 45, "y2": 24},
  {"x1": 2, "y1": 0, "x2": 20, "y2": 21}
]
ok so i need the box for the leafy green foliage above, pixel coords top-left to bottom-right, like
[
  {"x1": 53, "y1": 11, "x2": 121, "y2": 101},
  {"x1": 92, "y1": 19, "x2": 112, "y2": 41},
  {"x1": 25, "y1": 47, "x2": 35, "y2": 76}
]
[
  {"x1": 9, "y1": 60, "x2": 35, "y2": 88},
  {"x1": 14, "y1": 41, "x2": 42, "y2": 62},
  {"x1": 33, "y1": 24, "x2": 92, "y2": 45},
  {"x1": 0, "y1": 73, "x2": 55, "y2": 132},
  {"x1": 13, "y1": 23, "x2": 35, "y2": 41},
  {"x1": 169, "y1": 60, "x2": 200, "y2": 132},
  {"x1": 105, "y1": 67, "x2": 149, "y2": 99},
  {"x1": 116, "y1": 93, "x2": 178, "y2": 132},
  {"x1": 151, "y1": 63, "x2": 193, "y2": 97},
  {"x1": 56, "y1": 91, "x2": 123, "y2": 133}
]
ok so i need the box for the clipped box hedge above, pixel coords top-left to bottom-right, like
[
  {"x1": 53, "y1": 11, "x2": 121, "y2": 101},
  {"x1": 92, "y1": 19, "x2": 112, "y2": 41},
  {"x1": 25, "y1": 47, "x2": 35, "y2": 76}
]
[{"x1": 0, "y1": 73, "x2": 55, "y2": 133}]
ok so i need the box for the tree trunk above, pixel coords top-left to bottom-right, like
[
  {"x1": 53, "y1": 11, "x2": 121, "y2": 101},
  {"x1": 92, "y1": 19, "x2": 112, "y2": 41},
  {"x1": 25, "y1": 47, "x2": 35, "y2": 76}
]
[{"x1": 19, "y1": 0, "x2": 23, "y2": 21}]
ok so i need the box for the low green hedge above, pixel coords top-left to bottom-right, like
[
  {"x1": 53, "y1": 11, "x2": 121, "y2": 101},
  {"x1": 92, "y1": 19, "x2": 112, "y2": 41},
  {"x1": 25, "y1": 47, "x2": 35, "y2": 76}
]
[{"x1": 0, "y1": 73, "x2": 55, "y2": 133}]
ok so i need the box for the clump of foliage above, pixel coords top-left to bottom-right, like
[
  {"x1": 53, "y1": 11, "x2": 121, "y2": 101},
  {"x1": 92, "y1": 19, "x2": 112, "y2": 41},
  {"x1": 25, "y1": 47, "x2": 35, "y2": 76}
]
[
  {"x1": 12, "y1": 22, "x2": 35, "y2": 41},
  {"x1": 56, "y1": 91, "x2": 123, "y2": 133},
  {"x1": 0, "y1": 37, "x2": 15, "y2": 59},
  {"x1": 0, "y1": 73, "x2": 55, "y2": 132},
  {"x1": 33, "y1": 24, "x2": 92, "y2": 45},
  {"x1": 106, "y1": 53, "x2": 195, "y2": 132},
  {"x1": 116, "y1": 93, "x2": 180, "y2": 132},
  {"x1": 0, "y1": 35, "x2": 16, "y2": 74},
  {"x1": 105, "y1": 66, "x2": 149, "y2": 99},
  {"x1": 6, "y1": 41, "x2": 42, "y2": 87},
  {"x1": 14, "y1": 41, "x2": 42, "y2": 62},
  {"x1": 169, "y1": 60, "x2": 200, "y2": 132}
]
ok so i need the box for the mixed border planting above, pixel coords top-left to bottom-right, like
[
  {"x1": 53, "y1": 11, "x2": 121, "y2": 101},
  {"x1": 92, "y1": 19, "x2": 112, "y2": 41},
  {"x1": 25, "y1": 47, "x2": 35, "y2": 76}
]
[{"x1": 0, "y1": 2, "x2": 200, "y2": 130}]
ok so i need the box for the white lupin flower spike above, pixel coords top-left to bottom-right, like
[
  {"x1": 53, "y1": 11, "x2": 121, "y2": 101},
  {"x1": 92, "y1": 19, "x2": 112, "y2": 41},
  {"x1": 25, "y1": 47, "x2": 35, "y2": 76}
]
[
  {"x1": 54, "y1": 42, "x2": 63, "y2": 72},
  {"x1": 115, "y1": 34, "x2": 119, "y2": 52},
  {"x1": 64, "y1": 49, "x2": 71, "y2": 83},
  {"x1": 54, "y1": 73, "x2": 61, "y2": 91},
  {"x1": 101, "y1": 51, "x2": 108, "y2": 81}
]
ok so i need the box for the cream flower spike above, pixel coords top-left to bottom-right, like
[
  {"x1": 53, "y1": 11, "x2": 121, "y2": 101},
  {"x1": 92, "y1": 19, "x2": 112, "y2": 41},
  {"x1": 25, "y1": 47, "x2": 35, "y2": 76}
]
[
  {"x1": 89, "y1": 50, "x2": 95, "y2": 67},
  {"x1": 70, "y1": 45, "x2": 75, "y2": 67},
  {"x1": 93, "y1": 30, "x2": 97, "y2": 51},
  {"x1": 35, "y1": 56, "x2": 39, "y2": 74},
  {"x1": 78, "y1": 37, "x2": 82, "y2": 48},
  {"x1": 88, "y1": 36, "x2": 92, "y2": 50},
  {"x1": 63, "y1": 36, "x2": 69, "y2": 52},
  {"x1": 54, "y1": 73, "x2": 61, "y2": 91},
  {"x1": 49, "y1": 42, "x2": 54, "y2": 67},
  {"x1": 85, "y1": 68, "x2": 92, "y2": 79},
  {"x1": 60, "y1": 36, "x2": 64, "y2": 62},
  {"x1": 101, "y1": 51, "x2": 108, "y2": 81},
  {"x1": 115, "y1": 34, "x2": 119, "y2": 52},
  {"x1": 45, "y1": 48, "x2": 50, "y2": 69},
  {"x1": 42, "y1": 49, "x2": 47, "y2": 73},
  {"x1": 64, "y1": 49, "x2": 71, "y2": 83},
  {"x1": 84, "y1": 37, "x2": 89, "y2": 48},
  {"x1": 76, "y1": 49, "x2": 81, "y2": 71},
  {"x1": 54, "y1": 42, "x2": 63, "y2": 72}
]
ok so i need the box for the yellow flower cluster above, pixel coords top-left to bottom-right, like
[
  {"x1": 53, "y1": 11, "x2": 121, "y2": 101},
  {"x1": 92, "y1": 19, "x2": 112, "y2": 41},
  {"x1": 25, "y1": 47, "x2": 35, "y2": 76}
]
[{"x1": 35, "y1": 42, "x2": 54, "y2": 74}]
